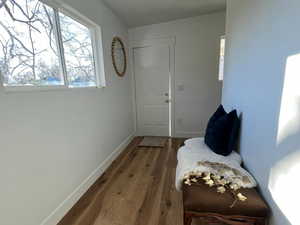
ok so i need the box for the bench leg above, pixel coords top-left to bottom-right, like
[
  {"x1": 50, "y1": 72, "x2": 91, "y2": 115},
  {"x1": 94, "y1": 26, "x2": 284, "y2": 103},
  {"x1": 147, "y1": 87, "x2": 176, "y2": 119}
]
[{"x1": 184, "y1": 212, "x2": 192, "y2": 225}]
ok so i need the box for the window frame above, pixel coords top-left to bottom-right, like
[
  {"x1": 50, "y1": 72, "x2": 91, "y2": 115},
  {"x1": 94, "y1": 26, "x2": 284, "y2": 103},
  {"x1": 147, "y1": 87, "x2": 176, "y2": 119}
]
[
  {"x1": 218, "y1": 35, "x2": 226, "y2": 81},
  {"x1": 1, "y1": 0, "x2": 106, "y2": 92}
]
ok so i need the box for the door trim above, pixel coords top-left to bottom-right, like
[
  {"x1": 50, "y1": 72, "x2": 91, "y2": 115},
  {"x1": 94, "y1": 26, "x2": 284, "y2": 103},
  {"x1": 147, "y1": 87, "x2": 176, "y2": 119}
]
[{"x1": 130, "y1": 37, "x2": 176, "y2": 137}]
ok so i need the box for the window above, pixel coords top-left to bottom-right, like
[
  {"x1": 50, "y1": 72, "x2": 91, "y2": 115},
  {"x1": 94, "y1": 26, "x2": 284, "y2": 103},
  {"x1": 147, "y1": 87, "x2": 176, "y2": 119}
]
[
  {"x1": 0, "y1": 0, "x2": 105, "y2": 89},
  {"x1": 218, "y1": 36, "x2": 226, "y2": 81}
]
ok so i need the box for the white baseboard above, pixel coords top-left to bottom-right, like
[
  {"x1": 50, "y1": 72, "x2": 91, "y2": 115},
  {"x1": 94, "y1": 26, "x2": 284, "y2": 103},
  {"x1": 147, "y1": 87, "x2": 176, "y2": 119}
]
[
  {"x1": 40, "y1": 133, "x2": 135, "y2": 225},
  {"x1": 174, "y1": 131, "x2": 205, "y2": 138}
]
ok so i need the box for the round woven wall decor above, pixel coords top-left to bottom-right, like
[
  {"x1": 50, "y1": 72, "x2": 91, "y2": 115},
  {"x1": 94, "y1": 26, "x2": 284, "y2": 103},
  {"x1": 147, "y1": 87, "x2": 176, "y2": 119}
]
[{"x1": 111, "y1": 36, "x2": 127, "y2": 77}]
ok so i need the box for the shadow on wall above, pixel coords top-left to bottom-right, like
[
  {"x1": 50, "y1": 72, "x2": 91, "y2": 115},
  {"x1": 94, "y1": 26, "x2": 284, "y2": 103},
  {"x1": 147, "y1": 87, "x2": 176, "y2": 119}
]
[{"x1": 268, "y1": 53, "x2": 300, "y2": 225}]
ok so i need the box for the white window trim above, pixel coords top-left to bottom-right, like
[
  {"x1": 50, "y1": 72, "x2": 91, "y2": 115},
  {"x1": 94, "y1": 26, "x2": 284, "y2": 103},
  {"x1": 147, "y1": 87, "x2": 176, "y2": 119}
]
[
  {"x1": 3, "y1": 85, "x2": 99, "y2": 93},
  {"x1": 3, "y1": 0, "x2": 106, "y2": 92},
  {"x1": 218, "y1": 35, "x2": 226, "y2": 81}
]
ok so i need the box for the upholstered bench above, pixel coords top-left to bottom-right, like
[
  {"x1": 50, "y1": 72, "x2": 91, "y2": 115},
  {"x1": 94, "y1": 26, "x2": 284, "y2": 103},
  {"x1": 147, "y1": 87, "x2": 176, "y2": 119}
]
[{"x1": 182, "y1": 181, "x2": 269, "y2": 225}]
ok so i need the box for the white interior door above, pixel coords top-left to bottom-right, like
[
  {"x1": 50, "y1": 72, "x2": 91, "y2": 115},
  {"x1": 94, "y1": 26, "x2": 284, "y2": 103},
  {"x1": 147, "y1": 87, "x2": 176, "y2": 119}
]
[{"x1": 134, "y1": 44, "x2": 171, "y2": 137}]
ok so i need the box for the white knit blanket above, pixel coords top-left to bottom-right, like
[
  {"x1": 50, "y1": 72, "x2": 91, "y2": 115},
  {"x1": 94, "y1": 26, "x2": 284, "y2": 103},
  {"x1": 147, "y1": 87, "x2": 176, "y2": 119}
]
[{"x1": 175, "y1": 138, "x2": 257, "y2": 191}]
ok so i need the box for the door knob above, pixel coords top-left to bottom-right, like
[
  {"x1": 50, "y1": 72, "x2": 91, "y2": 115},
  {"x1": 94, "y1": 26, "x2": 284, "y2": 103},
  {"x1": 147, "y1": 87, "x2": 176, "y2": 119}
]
[
  {"x1": 164, "y1": 93, "x2": 169, "y2": 97},
  {"x1": 165, "y1": 99, "x2": 170, "y2": 103}
]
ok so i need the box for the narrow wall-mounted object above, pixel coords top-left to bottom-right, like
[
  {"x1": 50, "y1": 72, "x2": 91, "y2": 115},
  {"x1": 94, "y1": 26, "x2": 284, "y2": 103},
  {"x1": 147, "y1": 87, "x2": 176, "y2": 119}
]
[{"x1": 111, "y1": 36, "x2": 127, "y2": 77}]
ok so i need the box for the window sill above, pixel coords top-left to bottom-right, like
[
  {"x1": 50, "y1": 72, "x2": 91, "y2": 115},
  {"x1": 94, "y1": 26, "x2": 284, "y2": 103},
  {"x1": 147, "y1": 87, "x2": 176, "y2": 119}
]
[{"x1": 2, "y1": 85, "x2": 105, "y2": 93}]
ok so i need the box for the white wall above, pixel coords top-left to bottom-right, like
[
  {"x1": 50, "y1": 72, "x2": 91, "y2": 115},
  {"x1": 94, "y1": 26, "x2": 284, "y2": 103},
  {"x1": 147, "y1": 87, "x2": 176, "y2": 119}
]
[
  {"x1": 0, "y1": 0, "x2": 134, "y2": 224},
  {"x1": 223, "y1": 1, "x2": 300, "y2": 225},
  {"x1": 129, "y1": 12, "x2": 225, "y2": 137}
]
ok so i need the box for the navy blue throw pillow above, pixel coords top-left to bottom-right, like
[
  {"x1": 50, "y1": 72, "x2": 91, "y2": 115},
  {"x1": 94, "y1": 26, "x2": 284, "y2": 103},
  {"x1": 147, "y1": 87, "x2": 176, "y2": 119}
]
[
  {"x1": 206, "y1": 105, "x2": 227, "y2": 126},
  {"x1": 204, "y1": 105, "x2": 227, "y2": 154},
  {"x1": 205, "y1": 106, "x2": 240, "y2": 156},
  {"x1": 228, "y1": 112, "x2": 240, "y2": 154}
]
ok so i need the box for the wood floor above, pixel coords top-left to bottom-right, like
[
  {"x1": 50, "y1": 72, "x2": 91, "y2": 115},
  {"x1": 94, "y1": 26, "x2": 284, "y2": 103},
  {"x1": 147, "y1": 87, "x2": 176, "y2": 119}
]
[{"x1": 58, "y1": 137, "x2": 205, "y2": 225}]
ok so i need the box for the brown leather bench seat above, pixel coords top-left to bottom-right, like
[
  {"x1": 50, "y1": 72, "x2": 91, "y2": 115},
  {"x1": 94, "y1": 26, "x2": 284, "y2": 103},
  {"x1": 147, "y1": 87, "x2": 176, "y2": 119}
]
[{"x1": 182, "y1": 181, "x2": 269, "y2": 225}]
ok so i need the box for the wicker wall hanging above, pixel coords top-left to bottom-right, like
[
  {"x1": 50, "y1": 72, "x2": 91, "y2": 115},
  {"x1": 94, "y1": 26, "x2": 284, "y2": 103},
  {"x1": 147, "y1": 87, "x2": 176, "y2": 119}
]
[{"x1": 111, "y1": 36, "x2": 127, "y2": 77}]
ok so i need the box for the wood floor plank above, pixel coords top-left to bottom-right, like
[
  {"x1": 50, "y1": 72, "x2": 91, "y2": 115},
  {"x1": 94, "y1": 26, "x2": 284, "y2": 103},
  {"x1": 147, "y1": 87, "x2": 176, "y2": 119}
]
[
  {"x1": 58, "y1": 137, "x2": 187, "y2": 225},
  {"x1": 93, "y1": 149, "x2": 150, "y2": 225},
  {"x1": 57, "y1": 137, "x2": 142, "y2": 225}
]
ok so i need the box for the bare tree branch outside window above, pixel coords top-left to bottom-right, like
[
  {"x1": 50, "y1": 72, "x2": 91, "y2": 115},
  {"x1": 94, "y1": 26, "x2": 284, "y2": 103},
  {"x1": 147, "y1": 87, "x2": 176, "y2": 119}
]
[
  {"x1": 59, "y1": 12, "x2": 95, "y2": 87},
  {"x1": 0, "y1": 0, "x2": 96, "y2": 87}
]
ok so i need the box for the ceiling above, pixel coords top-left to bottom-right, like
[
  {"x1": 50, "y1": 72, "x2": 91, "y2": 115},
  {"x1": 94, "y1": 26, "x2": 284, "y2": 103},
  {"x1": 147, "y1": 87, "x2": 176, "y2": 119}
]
[{"x1": 102, "y1": 0, "x2": 226, "y2": 28}]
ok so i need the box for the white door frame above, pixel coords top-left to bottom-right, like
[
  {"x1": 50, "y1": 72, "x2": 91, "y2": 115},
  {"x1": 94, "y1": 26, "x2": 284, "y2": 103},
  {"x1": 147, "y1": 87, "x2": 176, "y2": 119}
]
[{"x1": 130, "y1": 37, "x2": 176, "y2": 137}]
